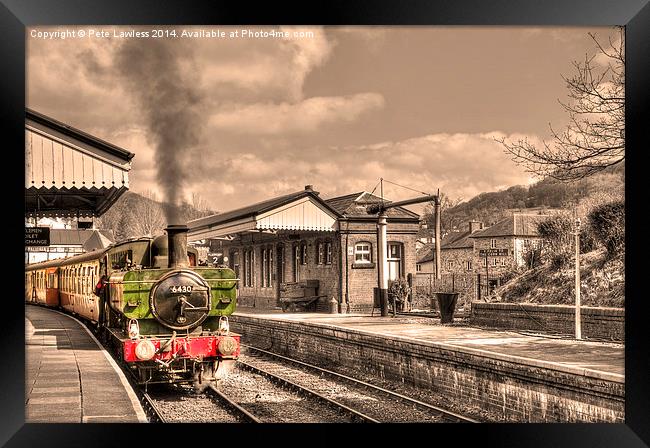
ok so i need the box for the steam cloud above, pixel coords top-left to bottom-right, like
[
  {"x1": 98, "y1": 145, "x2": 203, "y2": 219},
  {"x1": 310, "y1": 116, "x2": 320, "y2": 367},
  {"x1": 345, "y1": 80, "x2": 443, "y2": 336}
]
[{"x1": 114, "y1": 37, "x2": 201, "y2": 224}]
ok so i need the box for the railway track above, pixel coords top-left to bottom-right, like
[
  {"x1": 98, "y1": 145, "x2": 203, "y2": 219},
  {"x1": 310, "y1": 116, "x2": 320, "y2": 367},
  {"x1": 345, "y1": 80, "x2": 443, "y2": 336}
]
[
  {"x1": 235, "y1": 360, "x2": 378, "y2": 423},
  {"x1": 241, "y1": 344, "x2": 480, "y2": 423},
  {"x1": 206, "y1": 384, "x2": 261, "y2": 423},
  {"x1": 140, "y1": 391, "x2": 167, "y2": 423}
]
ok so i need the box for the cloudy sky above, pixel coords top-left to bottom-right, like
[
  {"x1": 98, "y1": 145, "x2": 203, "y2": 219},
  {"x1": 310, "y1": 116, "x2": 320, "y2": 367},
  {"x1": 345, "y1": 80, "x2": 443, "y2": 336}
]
[{"x1": 27, "y1": 26, "x2": 617, "y2": 215}]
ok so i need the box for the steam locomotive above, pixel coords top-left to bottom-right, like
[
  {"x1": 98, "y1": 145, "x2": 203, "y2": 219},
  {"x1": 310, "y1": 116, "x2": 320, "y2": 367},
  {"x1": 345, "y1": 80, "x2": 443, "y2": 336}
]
[{"x1": 25, "y1": 225, "x2": 240, "y2": 388}]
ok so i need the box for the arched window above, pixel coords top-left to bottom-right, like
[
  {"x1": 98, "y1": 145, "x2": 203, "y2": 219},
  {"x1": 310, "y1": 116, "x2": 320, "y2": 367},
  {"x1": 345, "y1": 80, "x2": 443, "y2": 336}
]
[
  {"x1": 354, "y1": 242, "x2": 372, "y2": 263},
  {"x1": 316, "y1": 242, "x2": 324, "y2": 265}
]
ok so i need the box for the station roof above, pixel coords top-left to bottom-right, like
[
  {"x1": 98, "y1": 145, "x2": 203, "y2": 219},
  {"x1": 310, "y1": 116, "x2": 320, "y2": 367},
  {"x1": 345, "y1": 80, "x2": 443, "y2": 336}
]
[
  {"x1": 187, "y1": 186, "x2": 341, "y2": 240},
  {"x1": 25, "y1": 108, "x2": 135, "y2": 218},
  {"x1": 325, "y1": 191, "x2": 420, "y2": 220}
]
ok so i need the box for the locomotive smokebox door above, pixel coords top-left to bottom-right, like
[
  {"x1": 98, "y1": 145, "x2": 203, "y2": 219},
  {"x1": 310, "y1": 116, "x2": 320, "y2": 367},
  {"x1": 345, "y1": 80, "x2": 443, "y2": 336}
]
[{"x1": 149, "y1": 270, "x2": 211, "y2": 330}]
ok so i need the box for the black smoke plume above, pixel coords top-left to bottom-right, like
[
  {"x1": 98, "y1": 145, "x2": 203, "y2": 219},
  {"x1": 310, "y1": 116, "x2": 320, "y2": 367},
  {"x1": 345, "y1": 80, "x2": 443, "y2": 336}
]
[{"x1": 114, "y1": 36, "x2": 201, "y2": 224}]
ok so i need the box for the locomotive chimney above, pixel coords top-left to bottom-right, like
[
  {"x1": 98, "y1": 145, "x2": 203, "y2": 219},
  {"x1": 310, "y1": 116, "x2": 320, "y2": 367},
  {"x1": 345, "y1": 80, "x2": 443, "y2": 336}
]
[{"x1": 166, "y1": 224, "x2": 189, "y2": 269}]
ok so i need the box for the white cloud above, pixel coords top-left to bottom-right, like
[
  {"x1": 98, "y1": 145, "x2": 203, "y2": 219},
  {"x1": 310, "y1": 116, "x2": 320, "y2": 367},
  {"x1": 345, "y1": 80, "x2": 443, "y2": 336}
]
[
  {"x1": 208, "y1": 93, "x2": 385, "y2": 134},
  {"x1": 185, "y1": 131, "x2": 540, "y2": 213}
]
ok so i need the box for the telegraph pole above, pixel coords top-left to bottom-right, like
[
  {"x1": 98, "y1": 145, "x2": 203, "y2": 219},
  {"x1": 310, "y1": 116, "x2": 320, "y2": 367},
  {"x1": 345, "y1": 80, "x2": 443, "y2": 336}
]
[{"x1": 574, "y1": 217, "x2": 582, "y2": 340}]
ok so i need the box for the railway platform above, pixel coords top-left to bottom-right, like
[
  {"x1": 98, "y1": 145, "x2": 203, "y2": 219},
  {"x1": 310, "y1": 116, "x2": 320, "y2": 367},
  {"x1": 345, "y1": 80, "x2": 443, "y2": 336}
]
[
  {"x1": 25, "y1": 305, "x2": 147, "y2": 423},
  {"x1": 233, "y1": 308, "x2": 624, "y2": 377},
  {"x1": 230, "y1": 307, "x2": 624, "y2": 422}
]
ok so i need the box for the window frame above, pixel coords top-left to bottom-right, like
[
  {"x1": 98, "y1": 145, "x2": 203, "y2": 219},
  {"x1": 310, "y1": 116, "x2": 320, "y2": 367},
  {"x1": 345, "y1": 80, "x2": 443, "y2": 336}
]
[
  {"x1": 325, "y1": 241, "x2": 332, "y2": 265},
  {"x1": 354, "y1": 241, "x2": 372, "y2": 264},
  {"x1": 301, "y1": 243, "x2": 308, "y2": 265}
]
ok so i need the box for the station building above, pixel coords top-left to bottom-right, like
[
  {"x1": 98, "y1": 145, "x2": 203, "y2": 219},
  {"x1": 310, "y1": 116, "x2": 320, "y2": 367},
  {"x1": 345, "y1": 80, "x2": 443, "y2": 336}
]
[{"x1": 188, "y1": 186, "x2": 421, "y2": 313}]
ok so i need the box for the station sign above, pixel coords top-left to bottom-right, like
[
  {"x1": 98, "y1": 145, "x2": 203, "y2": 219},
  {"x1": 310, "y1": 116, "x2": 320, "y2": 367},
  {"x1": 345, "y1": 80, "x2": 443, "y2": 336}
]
[
  {"x1": 25, "y1": 227, "x2": 50, "y2": 247},
  {"x1": 479, "y1": 248, "x2": 508, "y2": 257}
]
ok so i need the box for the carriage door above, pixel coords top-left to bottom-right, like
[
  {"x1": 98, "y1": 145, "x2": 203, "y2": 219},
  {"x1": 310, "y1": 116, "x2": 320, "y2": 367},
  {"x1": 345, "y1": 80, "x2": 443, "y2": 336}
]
[{"x1": 387, "y1": 242, "x2": 403, "y2": 281}]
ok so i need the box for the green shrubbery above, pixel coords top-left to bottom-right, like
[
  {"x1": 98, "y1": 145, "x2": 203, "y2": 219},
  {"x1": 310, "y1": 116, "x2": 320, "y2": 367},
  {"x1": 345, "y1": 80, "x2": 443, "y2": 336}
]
[
  {"x1": 388, "y1": 278, "x2": 412, "y2": 311},
  {"x1": 587, "y1": 200, "x2": 625, "y2": 259},
  {"x1": 536, "y1": 214, "x2": 574, "y2": 269}
]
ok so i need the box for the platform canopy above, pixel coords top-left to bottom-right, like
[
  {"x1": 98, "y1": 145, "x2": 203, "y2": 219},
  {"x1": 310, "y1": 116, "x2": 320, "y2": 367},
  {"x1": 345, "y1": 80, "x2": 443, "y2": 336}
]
[
  {"x1": 25, "y1": 108, "x2": 135, "y2": 218},
  {"x1": 187, "y1": 186, "x2": 341, "y2": 241}
]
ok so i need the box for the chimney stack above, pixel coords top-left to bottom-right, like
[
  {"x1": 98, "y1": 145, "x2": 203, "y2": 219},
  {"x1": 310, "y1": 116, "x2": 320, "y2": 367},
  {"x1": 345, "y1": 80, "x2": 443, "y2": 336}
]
[
  {"x1": 166, "y1": 224, "x2": 189, "y2": 269},
  {"x1": 468, "y1": 220, "x2": 484, "y2": 233}
]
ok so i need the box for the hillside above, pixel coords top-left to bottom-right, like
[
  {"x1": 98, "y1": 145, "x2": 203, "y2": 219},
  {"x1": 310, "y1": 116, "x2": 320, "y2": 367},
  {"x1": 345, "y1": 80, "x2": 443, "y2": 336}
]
[
  {"x1": 491, "y1": 248, "x2": 624, "y2": 308},
  {"x1": 96, "y1": 191, "x2": 216, "y2": 242},
  {"x1": 427, "y1": 162, "x2": 625, "y2": 232}
]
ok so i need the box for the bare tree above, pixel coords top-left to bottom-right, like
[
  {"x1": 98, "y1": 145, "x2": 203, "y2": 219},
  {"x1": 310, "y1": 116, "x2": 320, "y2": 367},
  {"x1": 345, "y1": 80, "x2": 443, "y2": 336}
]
[
  {"x1": 179, "y1": 192, "x2": 216, "y2": 222},
  {"x1": 131, "y1": 190, "x2": 166, "y2": 236},
  {"x1": 497, "y1": 28, "x2": 624, "y2": 181},
  {"x1": 95, "y1": 194, "x2": 134, "y2": 241},
  {"x1": 421, "y1": 193, "x2": 464, "y2": 235}
]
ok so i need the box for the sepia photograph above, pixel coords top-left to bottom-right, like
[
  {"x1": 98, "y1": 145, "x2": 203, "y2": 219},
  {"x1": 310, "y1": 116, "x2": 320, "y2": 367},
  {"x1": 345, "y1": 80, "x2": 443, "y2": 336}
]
[{"x1": 20, "y1": 19, "x2": 634, "y2": 431}]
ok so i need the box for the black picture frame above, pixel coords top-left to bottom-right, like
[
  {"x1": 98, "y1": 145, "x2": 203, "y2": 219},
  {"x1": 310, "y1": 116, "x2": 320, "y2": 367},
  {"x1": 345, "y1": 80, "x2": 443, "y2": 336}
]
[{"x1": 3, "y1": 0, "x2": 648, "y2": 446}]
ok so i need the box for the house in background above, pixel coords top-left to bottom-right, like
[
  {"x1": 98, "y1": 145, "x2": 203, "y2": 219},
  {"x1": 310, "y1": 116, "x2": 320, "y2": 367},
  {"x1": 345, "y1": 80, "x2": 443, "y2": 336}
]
[
  {"x1": 416, "y1": 220, "x2": 484, "y2": 274},
  {"x1": 469, "y1": 213, "x2": 550, "y2": 284}
]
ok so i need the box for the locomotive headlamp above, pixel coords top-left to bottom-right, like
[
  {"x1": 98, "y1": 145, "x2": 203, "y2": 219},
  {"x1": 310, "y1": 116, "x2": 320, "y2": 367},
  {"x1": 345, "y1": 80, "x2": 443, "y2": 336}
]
[
  {"x1": 218, "y1": 336, "x2": 237, "y2": 356},
  {"x1": 218, "y1": 316, "x2": 230, "y2": 335},
  {"x1": 128, "y1": 319, "x2": 140, "y2": 339},
  {"x1": 135, "y1": 339, "x2": 156, "y2": 361}
]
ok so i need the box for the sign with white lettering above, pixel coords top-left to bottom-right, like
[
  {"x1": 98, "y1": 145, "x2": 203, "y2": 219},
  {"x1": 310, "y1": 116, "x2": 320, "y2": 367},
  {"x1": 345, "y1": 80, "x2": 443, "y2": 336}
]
[
  {"x1": 347, "y1": 246, "x2": 354, "y2": 256},
  {"x1": 25, "y1": 227, "x2": 50, "y2": 247},
  {"x1": 479, "y1": 248, "x2": 508, "y2": 257}
]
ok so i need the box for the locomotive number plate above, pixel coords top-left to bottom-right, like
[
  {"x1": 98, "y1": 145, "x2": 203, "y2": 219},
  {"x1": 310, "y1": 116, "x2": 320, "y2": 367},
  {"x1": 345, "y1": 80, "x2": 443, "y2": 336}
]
[{"x1": 169, "y1": 285, "x2": 193, "y2": 293}]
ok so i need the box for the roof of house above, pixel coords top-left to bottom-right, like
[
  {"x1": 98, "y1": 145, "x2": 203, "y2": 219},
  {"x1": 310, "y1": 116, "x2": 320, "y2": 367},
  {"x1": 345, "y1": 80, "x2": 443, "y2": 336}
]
[
  {"x1": 188, "y1": 187, "x2": 342, "y2": 231},
  {"x1": 469, "y1": 213, "x2": 550, "y2": 238},
  {"x1": 441, "y1": 231, "x2": 474, "y2": 249},
  {"x1": 416, "y1": 229, "x2": 475, "y2": 264},
  {"x1": 48, "y1": 229, "x2": 114, "y2": 248},
  {"x1": 82, "y1": 230, "x2": 115, "y2": 252},
  {"x1": 325, "y1": 191, "x2": 420, "y2": 220},
  {"x1": 416, "y1": 243, "x2": 435, "y2": 264}
]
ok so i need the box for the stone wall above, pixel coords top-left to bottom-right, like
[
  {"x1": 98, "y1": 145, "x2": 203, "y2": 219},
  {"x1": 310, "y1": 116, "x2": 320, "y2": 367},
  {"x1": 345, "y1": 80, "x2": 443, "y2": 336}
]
[{"x1": 470, "y1": 302, "x2": 624, "y2": 341}]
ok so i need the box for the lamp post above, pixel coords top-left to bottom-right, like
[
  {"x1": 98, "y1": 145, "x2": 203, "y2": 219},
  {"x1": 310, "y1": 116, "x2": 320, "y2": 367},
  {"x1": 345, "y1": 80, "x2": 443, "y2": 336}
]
[{"x1": 574, "y1": 217, "x2": 581, "y2": 340}]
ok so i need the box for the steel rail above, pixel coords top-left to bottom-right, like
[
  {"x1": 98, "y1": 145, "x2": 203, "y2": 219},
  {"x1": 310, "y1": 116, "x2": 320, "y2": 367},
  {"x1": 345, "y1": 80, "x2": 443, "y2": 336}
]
[
  {"x1": 141, "y1": 392, "x2": 168, "y2": 423},
  {"x1": 242, "y1": 344, "x2": 479, "y2": 423},
  {"x1": 206, "y1": 384, "x2": 262, "y2": 423},
  {"x1": 236, "y1": 360, "x2": 379, "y2": 423}
]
